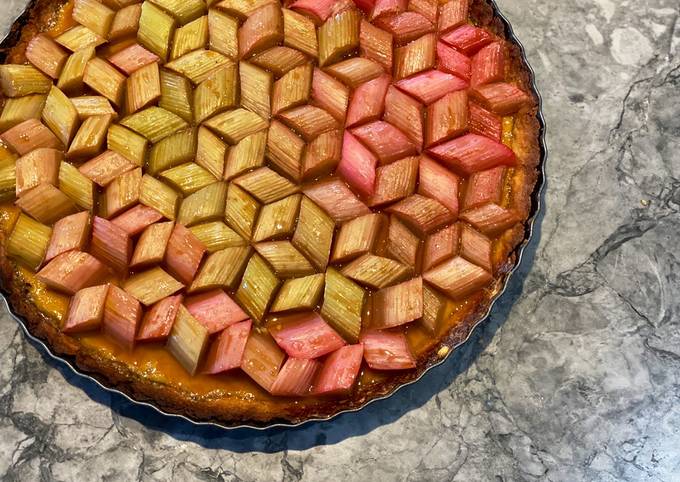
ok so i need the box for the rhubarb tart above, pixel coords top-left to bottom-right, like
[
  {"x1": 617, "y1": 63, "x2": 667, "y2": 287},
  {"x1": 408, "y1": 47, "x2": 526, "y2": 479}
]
[{"x1": 0, "y1": 0, "x2": 542, "y2": 425}]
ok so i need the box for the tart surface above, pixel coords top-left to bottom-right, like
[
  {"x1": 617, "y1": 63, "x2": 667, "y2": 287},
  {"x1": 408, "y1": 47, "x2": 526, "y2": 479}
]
[{"x1": 0, "y1": 0, "x2": 541, "y2": 425}]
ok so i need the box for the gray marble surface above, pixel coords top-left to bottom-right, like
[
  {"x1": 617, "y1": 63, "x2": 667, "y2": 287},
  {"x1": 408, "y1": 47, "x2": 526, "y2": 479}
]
[{"x1": 1, "y1": 0, "x2": 679, "y2": 480}]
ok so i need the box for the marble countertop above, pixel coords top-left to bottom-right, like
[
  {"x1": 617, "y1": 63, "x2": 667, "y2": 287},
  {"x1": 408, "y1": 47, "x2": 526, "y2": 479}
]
[{"x1": 1, "y1": 0, "x2": 679, "y2": 480}]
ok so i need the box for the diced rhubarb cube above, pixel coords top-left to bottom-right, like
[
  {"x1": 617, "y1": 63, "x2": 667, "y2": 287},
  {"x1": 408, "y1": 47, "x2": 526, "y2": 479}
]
[
  {"x1": 436, "y1": 41, "x2": 470, "y2": 80},
  {"x1": 290, "y1": 0, "x2": 336, "y2": 23},
  {"x1": 437, "y1": 0, "x2": 468, "y2": 33},
  {"x1": 460, "y1": 224, "x2": 492, "y2": 271},
  {"x1": 63, "y1": 284, "x2": 109, "y2": 334},
  {"x1": 136, "y1": 294, "x2": 182, "y2": 342},
  {"x1": 418, "y1": 156, "x2": 460, "y2": 215},
  {"x1": 1, "y1": 119, "x2": 61, "y2": 155},
  {"x1": 45, "y1": 211, "x2": 90, "y2": 262},
  {"x1": 313, "y1": 344, "x2": 364, "y2": 394},
  {"x1": 102, "y1": 167, "x2": 142, "y2": 218},
  {"x1": 428, "y1": 133, "x2": 516, "y2": 175},
  {"x1": 108, "y1": 43, "x2": 159, "y2": 75},
  {"x1": 303, "y1": 178, "x2": 371, "y2": 222},
  {"x1": 385, "y1": 214, "x2": 420, "y2": 266},
  {"x1": 471, "y1": 42, "x2": 505, "y2": 86},
  {"x1": 26, "y1": 34, "x2": 68, "y2": 79},
  {"x1": 423, "y1": 223, "x2": 460, "y2": 271},
  {"x1": 311, "y1": 68, "x2": 349, "y2": 122},
  {"x1": 302, "y1": 129, "x2": 342, "y2": 180},
  {"x1": 387, "y1": 194, "x2": 455, "y2": 236},
  {"x1": 123, "y1": 266, "x2": 184, "y2": 306},
  {"x1": 359, "y1": 19, "x2": 393, "y2": 71},
  {"x1": 166, "y1": 305, "x2": 210, "y2": 375},
  {"x1": 424, "y1": 255, "x2": 491, "y2": 298},
  {"x1": 370, "y1": 0, "x2": 407, "y2": 21},
  {"x1": 471, "y1": 82, "x2": 532, "y2": 115},
  {"x1": 37, "y1": 250, "x2": 109, "y2": 295},
  {"x1": 345, "y1": 74, "x2": 391, "y2": 128},
  {"x1": 384, "y1": 85, "x2": 423, "y2": 149},
  {"x1": 396, "y1": 69, "x2": 468, "y2": 104},
  {"x1": 360, "y1": 330, "x2": 416, "y2": 370},
  {"x1": 269, "y1": 312, "x2": 346, "y2": 359},
  {"x1": 130, "y1": 221, "x2": 174, "y2": 268},
  {"x1": 15, "y1": 148, "x2": 61, "y2": 197},
  {"x1": 469, "y1": 102, "x2": 502, "y2": 141},
  {"x1": 78, "y1": 150, "x2": 136, "y2": 187},
  {"x1": 238, "y1": 4, "x2": 283, "y2": 58},
  {"x1": 425, "y1": 90, "x2": 468, "y2": 147},
  {"x1": 351, "y1": 120, "x2": 417, "y2": 164},
  {"x1": 164, "y1": 223, "x2": 207, "y2": 284},
  {"x1": 15, "y1": 184, "x2": 78, "y2": 225},
  {"x1": 324, "y1": 57, "x2": 384, "y2": 88},
  {"x1": 407, "y1": 0, "x2": 437, "y2": 23},
  {"x1": 111, "y1": 204, "x2": 164, "y2": 236},
  {"x1": 372, "y1": 276, "x2": 423, "y2": 329},
  {"x1": 90, "y1": 216, "x2": 131, "y2": 273},
  {"x1": 241, "y1": 331, "x2": 286, "y2": 392},
  {"x1": 463, "y1": 166, "x2": 505, "y2": 210},
  {"x1": 374, "y1": 12, "x2": 434, "y2": 44},
  {"x1": 368, "y1": 155, "x2": 418, "y2": 207},
  {"x1": 440, "y1": 24, "x2": 493, "y2": 55},
  {"x1": 270, "y1": 358, "x2": 320, "y2": 396},
  {"x1": 203, "y1": 320, "x2": 252, "y2": 374},
  {"x1": 337, "y1": 131, "x2": 378, "y2": 197},
  {"x1": 185, "y1": 289, "x2": 249, "y2": 334},
  {"x1": 103, "y1": 285, "x2": 142, "y2": 350},
  {"x1": 460, "y1": 203, "x2": 520, "y2": 235}
]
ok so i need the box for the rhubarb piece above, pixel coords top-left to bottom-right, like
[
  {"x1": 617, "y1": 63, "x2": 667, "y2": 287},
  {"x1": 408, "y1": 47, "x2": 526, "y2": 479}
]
[
  {"x1": 160, "y1": 163, "x2": 216, "y2": 195},
  {"x1": 418, "y1": 156, "x2": 460, "y2": 215},
  {"x1": 37, "y1": 250, "x2": 108, "y2": 295},
  {"x1": 68, "y1": 115, "x2": 112, "y2": 159},
  {"x1": 332, "y1": 213, "x2": 384, "y2": 263},
  {"x1": 265, "y1": 121, "x2": 305, "y2": 182},
  {"x1": 71, "y1": 96, "x2": 116, "y2": 119},
  {"x1": 102, "y1": 285, "x2": 142, "y2": 350},
  {"x1": 302, "y1": 129, "x2": 342, "y2": 180},
  {"x1": 63, "y1": 284, "x2": 109, "y2": 334},
  {"x1": 428, "y1": 133, "x2": 516, "y2": 174},
  {"x1": 107, "y1": 124, "x2": 147, "y2": 166},
  {"x1": 216, "y1": 0, "x2": 278, "y2": 20},
  {"x1": 372, "y1": 276, "x2": 422, "y2": 328},
  {"x1": 195, "y1": 127, "x2": 226, "y2": 180},
  {"x1": 342, "y1": 254, "x2": 410, "y2": 289},
  {"x1": 225, "y1": 183, "x2": 260, "y2": 239},
  {"x1": 55, "y1": 26, "x2": 106, "y2": 52},
  {"x1": 302, "y1": 178, "x2": 370, "y2": 222},
  {"x1": 189, "y1": 246, "x2": 251, "y2": 292},
  {"x1": 463, "y1": 166, "x2": 505, "y2": 209},
  {"x1": 136, "y1": 294, "x2": 182, "y2": 341},
  {"x1": 204, "y1": 108, "x2": 268, "y2": 144},
  {"x1": 324, "y1": 57, "x2": 383, "y2": 88},
  {"x1": 126, "y1": 62, "x2": 161, "y2": 114},
  {"x1": 6, "y1": 214, "x2": 51, "y2": 269},
  {"x1": 0, "y1": 65, "x2": 51, "y2": 98},
  {"x1": 83, "y1": 58, "x2": 126, "y2": 107},
  {"x1": 238, "y1": 4, "x2": 284, "y2": 58},
  {"x1": 289, "y1": 0, "x2": 336, "y2": 23},
  {"x1": 121, "y1": 107, "x2": 188, "y2": 143},
  {"x1": 101, "y1": 168, "x2": 142, "y2": 218},
  {"x1": 78, "y1": 150, "x2": 135, "y2": 187},
  {"x1": 178, "y1": 182, "x2": 228, "y2": 227},
  {"x1": 110, "y1": 4, "x2": 142, "y2": 41},
  {"x1": 385, "y1": 215, "x2": 420, "y2": 266},
  {"x1": 45, "y1": 211, "x2": 90, "y2": 262},
  {"x1": 471, "y1": 82, "x2": 532, "y2": 115},
  {"x1": 291, "y1": 196, "x2": 334, "y2": 270},
  {"x1": 423, "y1": 223, "x2": 459, "y2": 270},
  {"x1": 171, "y1": 15, "x2": 209, "y2": 60},
  {"x1": 90, "y1": 216, "x2": 132, "y2": 273},
  {"x1": 0, "y1": 154, "x2": 15, "y2": 203},
  {"x1": 396, "y1": 69, "x2": 467, "y2": 104},
  {"x1": 387, "y1": 194, "x2": 454, "y2": 236},
  {"x1": 311, "y1": 68, "x2": 349, "y2": 122},
  {"x1": 111, "y1": 205, "x2": 164, "y2": 236},
  {"x1": 0, "y1": 94, "x2": 46, "y2": 132},
  {"x1": 250, "y1": 46, "x2": 307, "y2": 77},
  {"x1": 73, "y1": 0, "x2": 115, "y2": 38},
  {"x1": 219, "y1": 127, "x2": 266, "y2": 181},
  {"x1": 138, "y1": 1, "x2": 176, "y2": 61},
  {"x1": 109, "y1": 43, "x2": 159, "y2": 76},
  {"x1": 376, "y1": 12, "x2": 434, "y2": 45},
  {"x1": 337, "y1": 131, "x2": 378, "y2": 197},
  {"x1": 269, "y1": 312, "x2": 345, "y2": 358},
  {"x1": 189, "y1": 222, "x2": 246, "y2": 253},
  {"x1": 425, "y1": 90, "x2": 468, "y2": 147},
  {"x1": 345, "y1": 74, "x2": 390, "y2": 127},
  {"x1": 130, "y1": 221, "x2": 174, "y2": 268},
  {"x1": 235, "y1": 253, "x2": 281, "y2": 321},
  {"x1": 270, "y1": 358, "x2": 320, "y2": 396},
  {"x1": 16, "y1": 184, "x2": 78, "y2": 225},
  {"x1": 383, "y1": 85, "x2": 423, "y2": 149},
  {"x1": 26, "y1": 34, "x2": 68, "y2": 79},
  {"x1": 407, "y1": 0, "x2": 439, "y2": 24},
  {"x1": 440, "y1": 24, "x2": 493, "y2": 55},
  {"x1": 460, "y1": 224, "x2": 492, "y2": 271},
  {"x1": 203, "y1": 320, "x2": 252, "y2": 374},
  {"x1": 239, "y1": 61, "x2": 273, "y2": 120},
  {"x1": 359, "y1": 19, "x2": 393, "y2": 71},
  {"x1": 165, "y1": 223, "x2": 207, "y2": 284},
  {"x1": 41, "y1": 86, "x2": 79, "y2": 147},
  {"x1": 271, "y1": 273, "x2": 325, "y2": 312},
  {"x1": 1, "y1": 120, "x2": 61, "y2": 156},
  {"x1": 420, "y1": 283, "x2": 449, "y2": 333},
  {"x1": 318, "y1": 9, "x2": 360, "y2": 66},
  {"x1": 233, "y1": 167, "x2": 298, "y2": 203},
  {"x1": 361, "y1": 330, "x2": 415, "y2": 369},
  {"x1": 314, "y1": 344, "x2": 364, "y2": 394},
  {"x1": 367, "y1": 155, "x2": 418, "y2": 207},
  {"x1": 283, "y1": 8, "x2": 318, "y2": 57},
  {"x1": 208, "y1": 10, "x2": 237, "y2": 59},
  {"x1": 460, "y1": 203, "x2": 520, "y2": 235},
  {"x1": 241, "y1": 331, "x2": 285, "y2": 391},
  {"x1": 15, "y1": 148, "x2": 60, "y2": 197},
  {"x1": 470, "y1": 42, "x2": 505, "y2": 87},
  {"x1": 140, "y1": 174, "x2": 180, "y2": 220},
  {"x1": 59, "y1": 162, "x2": 95, "y2": 210},
  {"x1": 277, "y1": 105, "x2": 338, "y2": 141},
  {"x1": 159, "y1": 70, "x2": 193, "y2": 122},
  {"x1": 436, "y1": 41, "x2": 470, "y2": 80},
  {"x1": 351, "y1": 120, "x2": 417, "y2": 164},
  {"x1": 253, "y1": 194, "x2": 301, "y2": 242},
  {"x1": 166, "y1": 305, "x2": 210, "y2": 375},
  {"x1": 320, "y1": 268, "x2": 365, "y2": 343},
  {"x1": 424, "y1": 255, "x2": 491, "y2": 298},
  {"x1": 165, "y1": 50, "x2": 231, "y2": 84},
  {"x1": 194, "y1": 64, "x2": 238, "y2": 123},
  {"x1": 148, "y1": 128, "x2": 198, "y2": 175},
  {"x1": 124, "y1": 267, "x2": 184, "y2": 306},
  {"x1": 438, "y1": 0, "x2": 467, "y2": 33},
  {"x1": 370, "y1": 0, "x2": 407, "y2": 20},
  {"x1": 149, "y1": 0, "x2": 205, "y2": 24},
  {"x1": 185, "y1": 289, "x2": 248, "y2": 334},
  {"x1": 254, "y1": 241, "x2": 315, "y2": 278},
  {"x1": 469, "y1": 102, "x2": 502, "y2": 141}
]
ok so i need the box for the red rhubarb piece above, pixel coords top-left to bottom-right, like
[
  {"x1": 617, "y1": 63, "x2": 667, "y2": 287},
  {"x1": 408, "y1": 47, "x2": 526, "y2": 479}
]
[
  {"x1": 111, "y1": 204, "x2": 164, "y2": 236},
  {"x1": 418, "y1": 156, "x2": 460, "y2": 215},
  {"x1": 136, "y1": 294, "x2": 183, "y2": 342},
  {"x1": 45, "y1": 211, "x2": 90, "y2": 262},
  {"x1": 313, "y1": 344, "x2": 364, "y2": 394},
  {"x1": 90, "y1": 216, "x2": 132, "y2": 273},
  {"x1": 355, "y1": 0, "x2": 377, "y2": 14},
  {"x1": 270, "y1": 358, "x2": 320, "y2": 396},
  {"x1": 1, "y1": 119, "x2": 61, "y2": 155},
  {"x1": 63, "y1": 284, "x2": 109, "y2": 334},
  {"x1": 303, "y1": 178, "x2": 371, "y2": 222},
  {"x1": 241, "y1": 331, "x2": 286, "y2": 392},
  {"x1": 269, "y1": 312, "x2": 346, "y2": 359},
  {"x1": 15, "y1": 148, "x2": 61, "y2": 197},
  {"x1": 374, "y1": 12, "x2": 434, "y2": 44},
  {"x1": 351, "y1": 120, "x2": 417, "y2": 164},
  {"x1": 360, "y1": 330, "x2": 416, "y2": 370},
  {"x1": 423, "y1": 223, "x2": 460, "y2": 271},
  {"x1": 108, "y1": 43, "x2": 159, "y2": 75},
  {"x1": 396, "y1": 69, "x2": 468, "y2": 104},
  {"x1": 345, "y1": 74, "x2": 391, "y2": 127},
  {"x1": 437, "y1": 0, "x2": 468, "y2": 33},
  {"x1": 471, "y1": 82, "x2": 532, "y2": 115},
  {"x1": 460, "y1": 224, "x2": 492, "y2": 271},
  {"x1": 203, "y1": 320, "x2": 252, "y2": 374},
  {"x1": 164, "y1": 223, "x2": 207, "y2": 284},
  {"x1": 370, "y1": 0, "x2": 407, "y2": 20},
  {"x1": 78, "y1": 150, "x2": 136, "y2": 187},
  {"x1": 185, "y1": 289, "x2": 249, "y2": 334},
  {"x1": 463, "y1": 166, "x2": 505, "y2": 210},
  {"x1": 290, "y1": 0, "x2": 336, "y2": 23},
  {"x1": 37, "y1": 250, "x2": 109, "y2": 295},
  {"x1": 425, "y1": 90, "x2": 468, "y2": 146},
  {"x1": 423, "y1": 255, "x2": 491, "y2": 298},
  {"x1": 103, "y1": 285, "x2": 142, "y2": 350},
  {"x1": 471, "y1": 42, "x2": 505, "y2": 86},
  {"x1": 387, "y1": 194, "x2": 455, "y2": 236},
  {"x1": 460, "y1": 203, "x2": 520, "y2": 235},
  {"x1": 337, "y1": 131, "x2": 378, "y2": 197},
  {"x1": 427, "y1": 133, "x2": 516, "y2": 175},
  {"x1": 440, "y1": 24, "x2": 493, "y2": 55},
  {"x1": 371, "y1": 276, "x2": 423, "y2": 329},
  {"x1": 384, "y1": 85, "x2": 423, "y2": 149},
  {"x1": 436, "y1": 41, "x2": 471, "y2": 80},
  {"x1": 469, "y1": 102, "x2": 502, "y2": 141}
]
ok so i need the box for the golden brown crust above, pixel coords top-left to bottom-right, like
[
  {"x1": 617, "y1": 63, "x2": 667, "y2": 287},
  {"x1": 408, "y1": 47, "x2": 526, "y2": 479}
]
[{"x1": 0, "y1": 0, "x2": 543, "y2": 426}]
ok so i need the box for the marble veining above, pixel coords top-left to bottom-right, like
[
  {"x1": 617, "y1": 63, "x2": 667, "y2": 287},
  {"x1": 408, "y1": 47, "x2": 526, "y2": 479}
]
[{"x1": 1, "y1": 0, "x2": 679, "y2": 480}]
